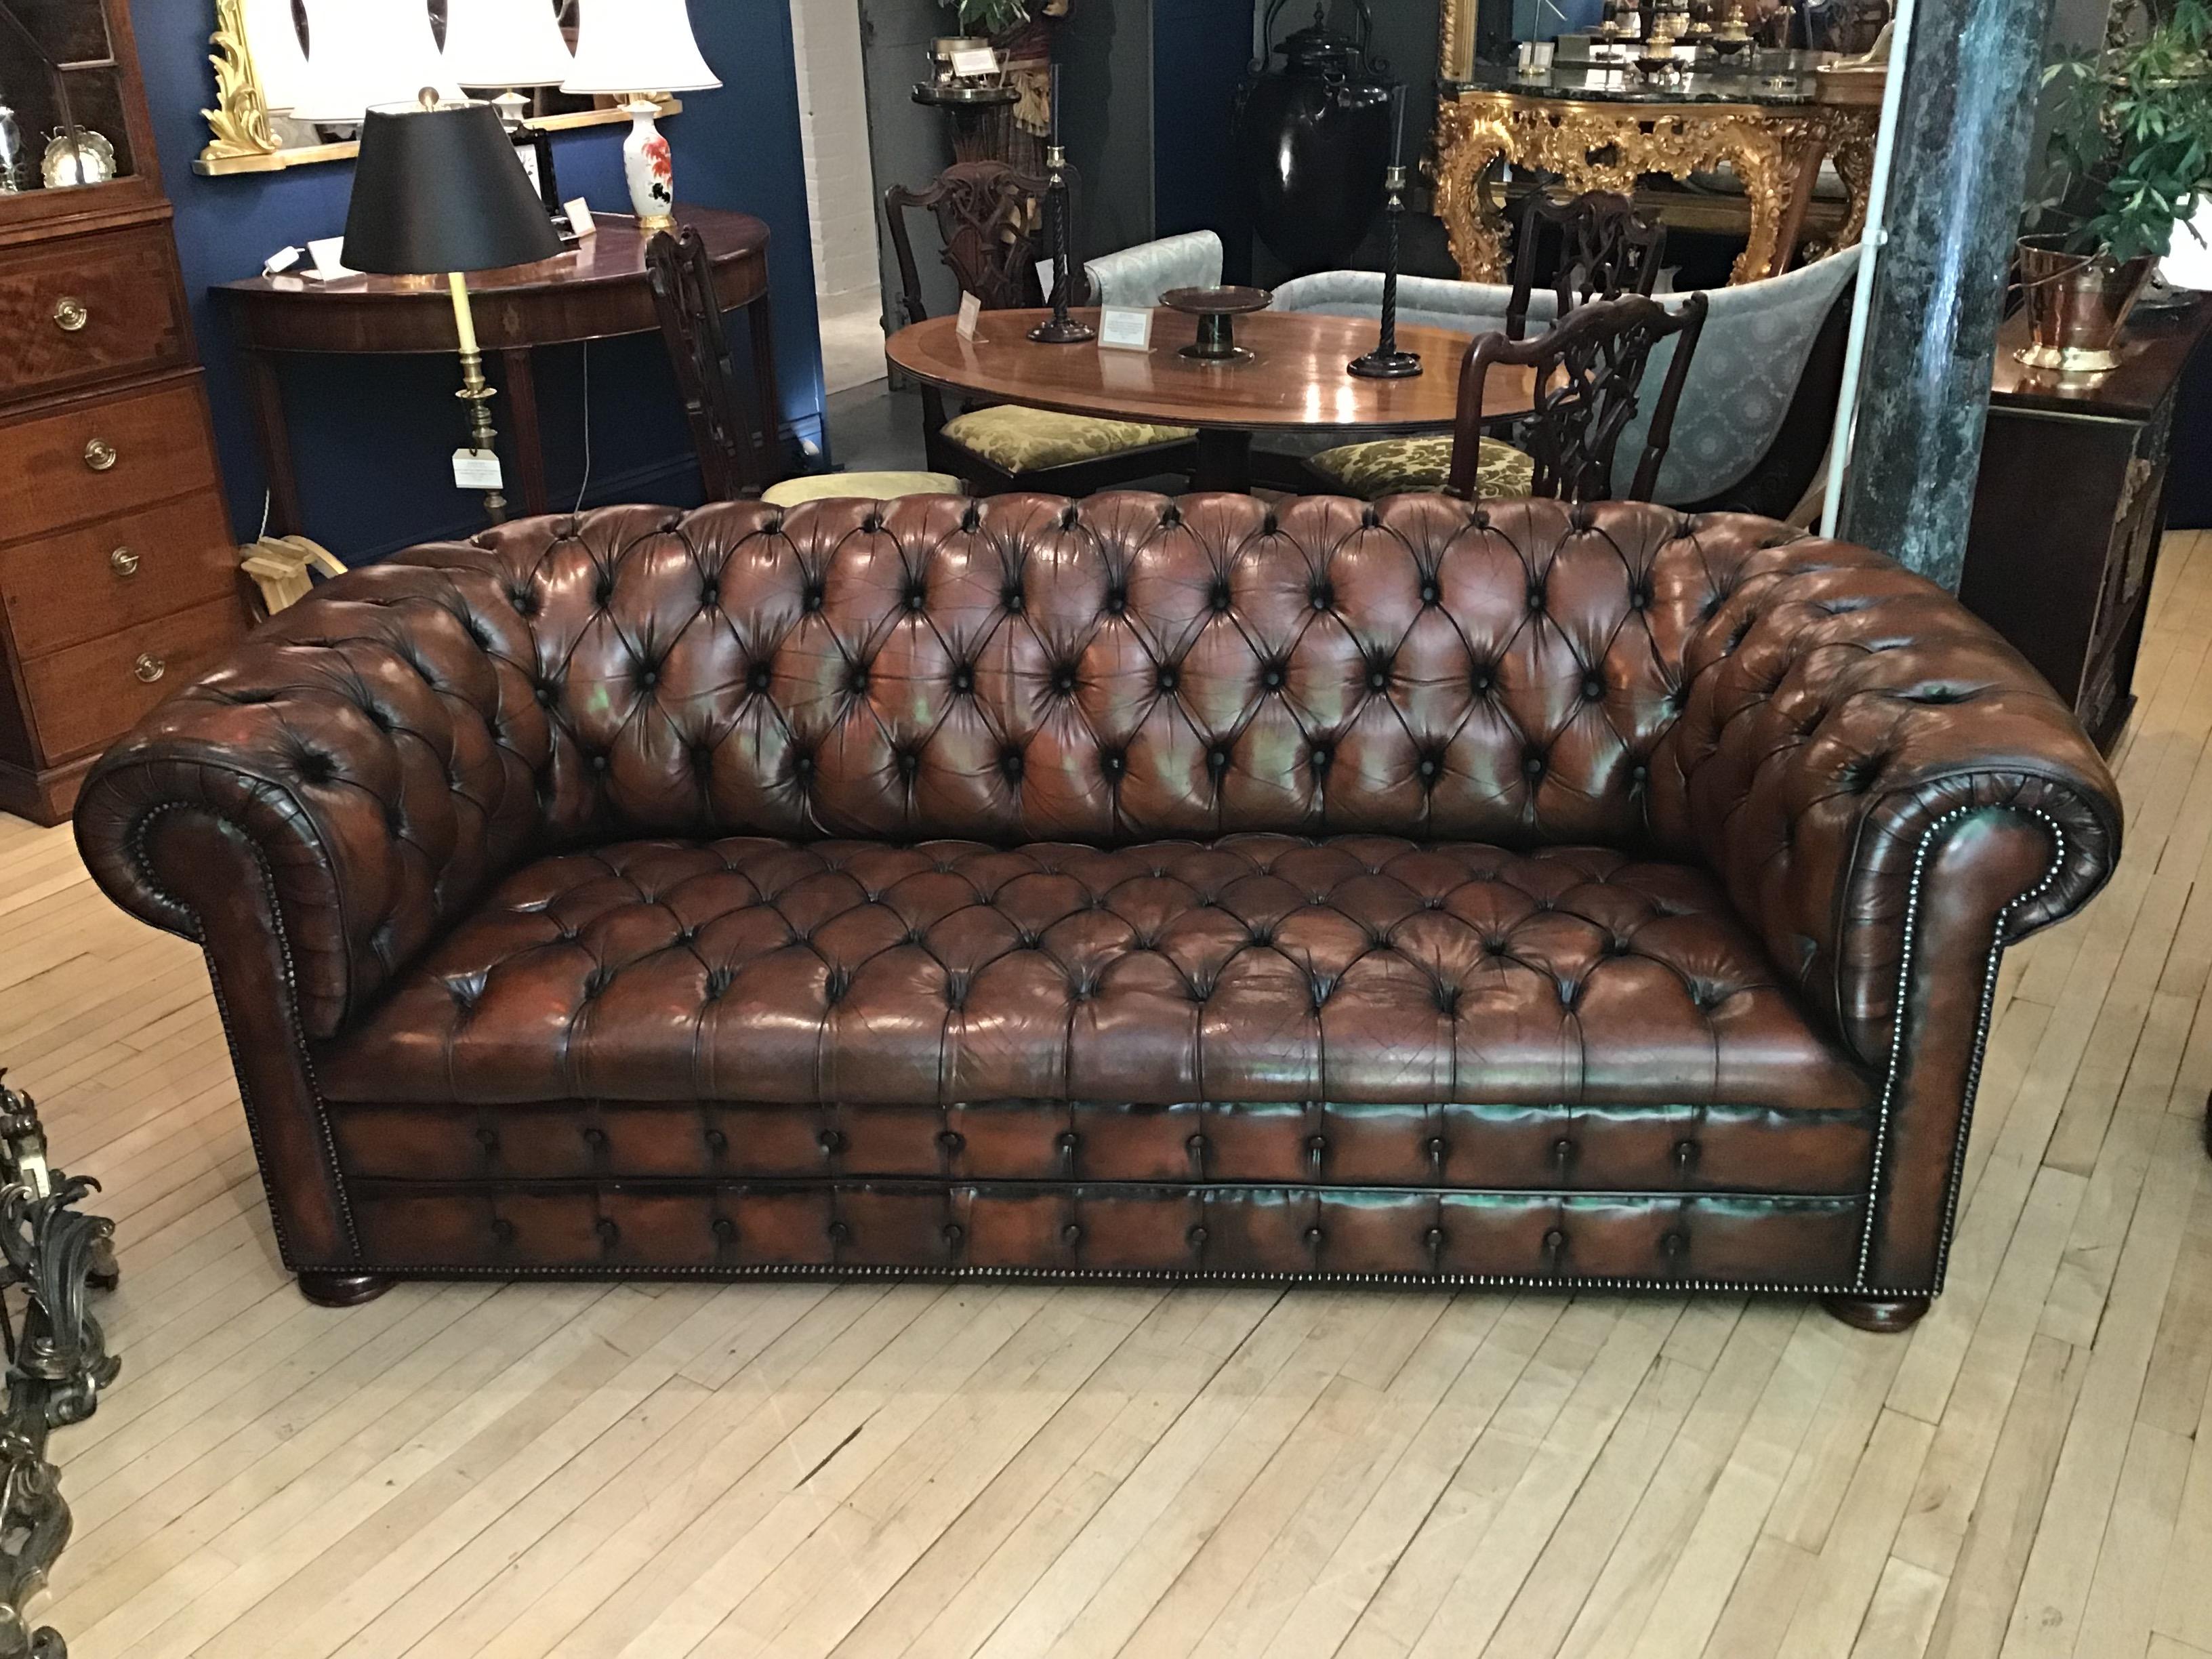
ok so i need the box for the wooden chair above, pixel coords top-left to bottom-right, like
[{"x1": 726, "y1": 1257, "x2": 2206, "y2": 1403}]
[
  {"x1": 884, "y1": 161, "x2": 1199, "y2": 495},
  {"x1": 649, "y1": 227, "x2": 957, "y2": 507},
  {"x1": 1306, "y1": 292, "x2": 1708, "y2": 504},
  {"x1": 645, "y1": 226, "x2": 784, "y2": 500},
  {"x1": 1450, "y1": 291, "x2": 1711, "y2": 503},
  {"x1": 1504, "y1": 190, "x2": 1668, "y2": 341}
]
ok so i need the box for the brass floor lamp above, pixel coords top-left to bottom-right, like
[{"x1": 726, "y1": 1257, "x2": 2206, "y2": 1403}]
[{"x1": 341, "y1": 94, "x2": 562, "y2": 523}]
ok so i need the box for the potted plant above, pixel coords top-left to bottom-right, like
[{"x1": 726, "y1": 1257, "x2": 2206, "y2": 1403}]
[{"x1": 2022, "y1": 0, "x2": 2212, "y2": 371}]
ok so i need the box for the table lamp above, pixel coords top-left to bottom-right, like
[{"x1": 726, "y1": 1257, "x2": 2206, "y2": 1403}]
[
  {"x1": 289, "y1": 0, "x2": 455, "y2": 127},
  {"x1": 442, "y1": 0, "x2": 577, "y2": 216},
  {"x1": 562, "y1": 0, "x2": 720, "y2": 234},
  {"x1": 342, "y1": 94, "x2": 562, "y2": 521},
  {"x1": 239, "y1": 0, "x2": 312, "y2": 117}
]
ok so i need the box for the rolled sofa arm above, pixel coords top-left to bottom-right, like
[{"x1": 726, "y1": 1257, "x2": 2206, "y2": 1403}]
[
  {"x1": 75, "y1": 531, "x2": 566, "y2": 1042},
  {"x1": 1648, "y1": 523, "x2": 2123, "y2": 1071}
]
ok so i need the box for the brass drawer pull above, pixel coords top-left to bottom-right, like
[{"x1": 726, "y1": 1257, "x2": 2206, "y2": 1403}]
[
  {"x1": 52, "y1": 295, "x2": 87, "y2": 333},
  {"x1": 83, "y1": 438, "x2": 117, "y2": 473},
  {"x1": 132, "y1": 654, "x2": 165, "y2": 685},
  {"x1": 109, "y1": 548, "x2": 140, "y2": 578}
]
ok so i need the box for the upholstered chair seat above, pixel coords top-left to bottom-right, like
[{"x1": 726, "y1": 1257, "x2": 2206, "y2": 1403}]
[
  {"x1": 941, "y1": 406, "x2": 1195, "y2": 474},
  {"x1": 761, "y1": 472, "x2": 964, "y2": 507},
  {"x1": 1307, "y1": 435, "x2": 1535, "y2": 500}
]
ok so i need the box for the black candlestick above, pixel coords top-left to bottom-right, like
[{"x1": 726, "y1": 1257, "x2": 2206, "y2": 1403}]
[
  {"x1": 1029, "y1": 141, "x2": 1094, "y2": 345},
  {"x1": 1349, "y1": 162, "x2": 1422, "y2": 380}
]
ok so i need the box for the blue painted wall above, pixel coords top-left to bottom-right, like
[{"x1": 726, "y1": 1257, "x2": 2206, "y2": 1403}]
[{"x1": 134, "y1": 3, "x2": 825, "y2": 562}]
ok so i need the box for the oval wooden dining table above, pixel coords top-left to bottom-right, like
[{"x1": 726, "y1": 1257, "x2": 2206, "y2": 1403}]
[{"x1": 886, "y1": 308, "x2": 1534, "y2": 493}]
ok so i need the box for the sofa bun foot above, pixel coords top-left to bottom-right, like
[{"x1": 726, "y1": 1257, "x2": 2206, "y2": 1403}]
[
  {"x1": 1821, "y1": 1294, "x2": 1929, "y2": 1334},
  {"x1": 298, "y1": 1272, "x2": 394, "y2": 1308}
]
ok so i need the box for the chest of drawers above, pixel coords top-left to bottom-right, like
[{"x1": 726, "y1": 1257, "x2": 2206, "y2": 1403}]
[{"x1": 0, "y1": 0, "x2": 246, "y2": 825}]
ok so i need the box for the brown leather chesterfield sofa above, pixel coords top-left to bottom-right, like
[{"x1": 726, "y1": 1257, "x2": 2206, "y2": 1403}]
[{"x1": 75, "y1": 495, "x2": 2121, "y2": 1332}]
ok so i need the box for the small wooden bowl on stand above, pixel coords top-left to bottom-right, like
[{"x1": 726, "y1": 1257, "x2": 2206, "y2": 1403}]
[{"x1": 1162, "y1": 286, "x2": 1273, "y2": 363}]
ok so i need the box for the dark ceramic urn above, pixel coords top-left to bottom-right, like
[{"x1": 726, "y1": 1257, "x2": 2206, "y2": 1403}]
[{"x1": 1232, "y1": 9, "x2": 1392, "y2": 278}]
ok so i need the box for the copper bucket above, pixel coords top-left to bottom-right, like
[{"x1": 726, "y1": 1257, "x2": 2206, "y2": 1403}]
[{"x1": 2016, "y1": 237, "x2": 2154, "y2": 374}]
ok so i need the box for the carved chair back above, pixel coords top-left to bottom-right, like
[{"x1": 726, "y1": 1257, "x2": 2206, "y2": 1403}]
[
  {"x1": 1506, "y1": 190, "x2": 1668, "y2": 341},
  {"x1": 1452, "y1": 291, "x2": 1710, "y2": 504},
  {"x1": 646, "y1": 226, "x2": 762, "y2": 502},
  {"x1": 884, "y1": 161, "x2": 1053, "y2": 434}
]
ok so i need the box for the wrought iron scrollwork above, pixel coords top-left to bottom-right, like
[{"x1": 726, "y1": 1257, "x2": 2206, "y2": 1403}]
[{"x1": 0, "y1": 1074, "x2": 119, "y2": 1659}]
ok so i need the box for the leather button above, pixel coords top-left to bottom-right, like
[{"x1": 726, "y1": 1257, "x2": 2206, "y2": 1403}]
[
  {"x1": 1551, "y1": 1136, "x2": 1576, "y2": 1166},
  {"x1": 491, "y1": 1217, "x2": 516, "y2": 1243},
  {"x1": 827, "y1": 1221, "x2": 851, "y2": 1244},
  {"x1": 1661, "y1": 1230, "x2": 1689, "y2": 1258},
  {"x1": 583, "y1": 1126, "x2": 608, "y2": 1149},
  {"x1": 712, "y1": 1217, "x2": 737, "y2": 1242},
  {"x1": 1187, "y1": 1224, "x2": 1209, "y2": 1248},
  {"x1": 1186, "y1": 1132, "x2": 1208, "y2": 1159},
  {"x1": 943, "y1": 1222, "x2": 965, "y2": 1246},
  {"x1": 818, "y1": 1128, "x2": 846, "y2": 1155},
  {"x1": 1304, "y1": 1225, "x2": 1324, "y2": 1246},
  {"x1": 705, "y1": 1128, "x2": 729, "y2": 1153},
  {"x1": 951, "y1": 665, "x2": 975, "y2": 693},
  {"x1": 1673, "y1": 1138, "x2": 1700, "y2": 1172},
  {"x1": 1062, "y1": 1223, "x2": 1084, "y2": 1246},
  {"x1": 475, "y1": 1126, "x2": 499, "y2": 1151},
  {"x1": 1543, "y1": 1227, "x2": 1568, "y2": 1260},
  {"x1": 595, "y1": 1217, "x2": 619, "y2": 1245},
  {"x1": 939, "y1": 1129, "x2": 966, "y2": 1155}
]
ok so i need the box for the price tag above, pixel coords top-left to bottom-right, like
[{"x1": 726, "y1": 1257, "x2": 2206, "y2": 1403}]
[
  {"x1": 956, "y1": 291, "x2": 983, "y2": 342},
  {"x1": 1097, "y1": 306, "x2": 1153, "y2": 352},
  {"x1": 949, "y1": 46, "x2": 1000, "y2": 77},
  {"x1": 564, "y1": 198, "x2": 598, "y2": 239},
  {"x1": 453, "y1": 449, "x2": 505, "y2": 491},
  {"x1": 306, "y1": 236, "x2": 356, "y2": 281}
]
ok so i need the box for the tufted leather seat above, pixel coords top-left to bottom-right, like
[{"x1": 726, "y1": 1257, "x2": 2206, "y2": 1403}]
[
  {"x1": 77, "y1": 493, "x2": 2121, "y2": 1328},
  {"x1": 316, "y1": 836, "x2": 1872, "y2": 1113}
]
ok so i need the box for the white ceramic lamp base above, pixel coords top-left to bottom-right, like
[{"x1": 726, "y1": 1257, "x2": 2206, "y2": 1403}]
[{"x1": 622, "y1": 100, "x2": 676, "y2": 234}]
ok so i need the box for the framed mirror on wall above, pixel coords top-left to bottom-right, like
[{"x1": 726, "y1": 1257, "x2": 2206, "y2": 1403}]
[{"x1": 197, "y1": 0, "x2": 677, "y2": 176}]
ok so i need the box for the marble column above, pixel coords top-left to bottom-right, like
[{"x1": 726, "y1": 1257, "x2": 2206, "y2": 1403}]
[{"x1": 1836, "y1": 0, "x2": 2058, "y2": 588}]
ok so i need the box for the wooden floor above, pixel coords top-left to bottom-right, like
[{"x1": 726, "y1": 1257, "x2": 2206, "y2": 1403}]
[{"x1": 22, "y1": 537, "x2": 2212, "y2": 1658}]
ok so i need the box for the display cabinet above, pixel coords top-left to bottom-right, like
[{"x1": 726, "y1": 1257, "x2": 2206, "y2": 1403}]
[{"x1": 0, "y1": 0, "x2": 244, "y2": 823}]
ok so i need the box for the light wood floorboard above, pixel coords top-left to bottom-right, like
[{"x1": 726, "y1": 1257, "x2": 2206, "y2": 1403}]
[{"x1": 17, "y1": 533, "x2": 2212, "y2": 1656}]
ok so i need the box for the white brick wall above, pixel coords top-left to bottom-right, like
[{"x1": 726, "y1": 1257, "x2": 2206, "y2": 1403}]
[{"x1": 790, "y1": 0, "x2": 883, "y2": 308}]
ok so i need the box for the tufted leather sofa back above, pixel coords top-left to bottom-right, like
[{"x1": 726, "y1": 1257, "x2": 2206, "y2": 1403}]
[
  {"x1": 80, "y1": 493, "x2": 2121, "y2": 1052},
  {"x1": 422, "y1": 493, "x2": 1738, "y2": 850}
]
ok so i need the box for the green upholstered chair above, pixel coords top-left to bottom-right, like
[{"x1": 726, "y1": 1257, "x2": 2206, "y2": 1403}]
[{"x1": 884, "y1": 162, "x2": 1197, "y2": 495}]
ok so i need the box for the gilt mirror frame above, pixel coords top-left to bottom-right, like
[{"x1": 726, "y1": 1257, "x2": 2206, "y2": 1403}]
[
  {"x1": 1438, "y1": 0, "x2": 1477, "y2": 81},
  {"x1": 194, "y1": 0, "x2": 678, "y2": 177}
]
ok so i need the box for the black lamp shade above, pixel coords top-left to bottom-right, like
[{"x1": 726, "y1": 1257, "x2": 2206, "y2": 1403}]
[{"x1": 342, "y1": 102, "x2": 564, "y2": 277}]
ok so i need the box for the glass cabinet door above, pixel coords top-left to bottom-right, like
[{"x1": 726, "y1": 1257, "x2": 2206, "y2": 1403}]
[{"x1": 0, "y1": 0, "x2": 137, "y2": 198}]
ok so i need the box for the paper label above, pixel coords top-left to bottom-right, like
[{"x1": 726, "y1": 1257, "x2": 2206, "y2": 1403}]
[
  {"x1": 956, "y1": 291, "x2": 984, "y2": 341},
  {"x1": 453, "y1": 449, "x2": 505, "y2": 491},
  {"x1": 306, "y1": 236, "x2": 355, "y2": 280},
  {"x1": 949, "y1": 46, "x2": 999, "y2": 77},
  {"x1": 565, "y1": 198, "x2": 598, "y2": 239},
  {"x1": 1097, "y1": 306, "x2": 1154, "y2": 352}
]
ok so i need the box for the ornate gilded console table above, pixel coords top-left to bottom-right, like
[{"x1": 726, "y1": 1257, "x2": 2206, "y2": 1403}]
[{"x1": 1431, "y1": 64, "x2": 1878, "y2": 285}]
